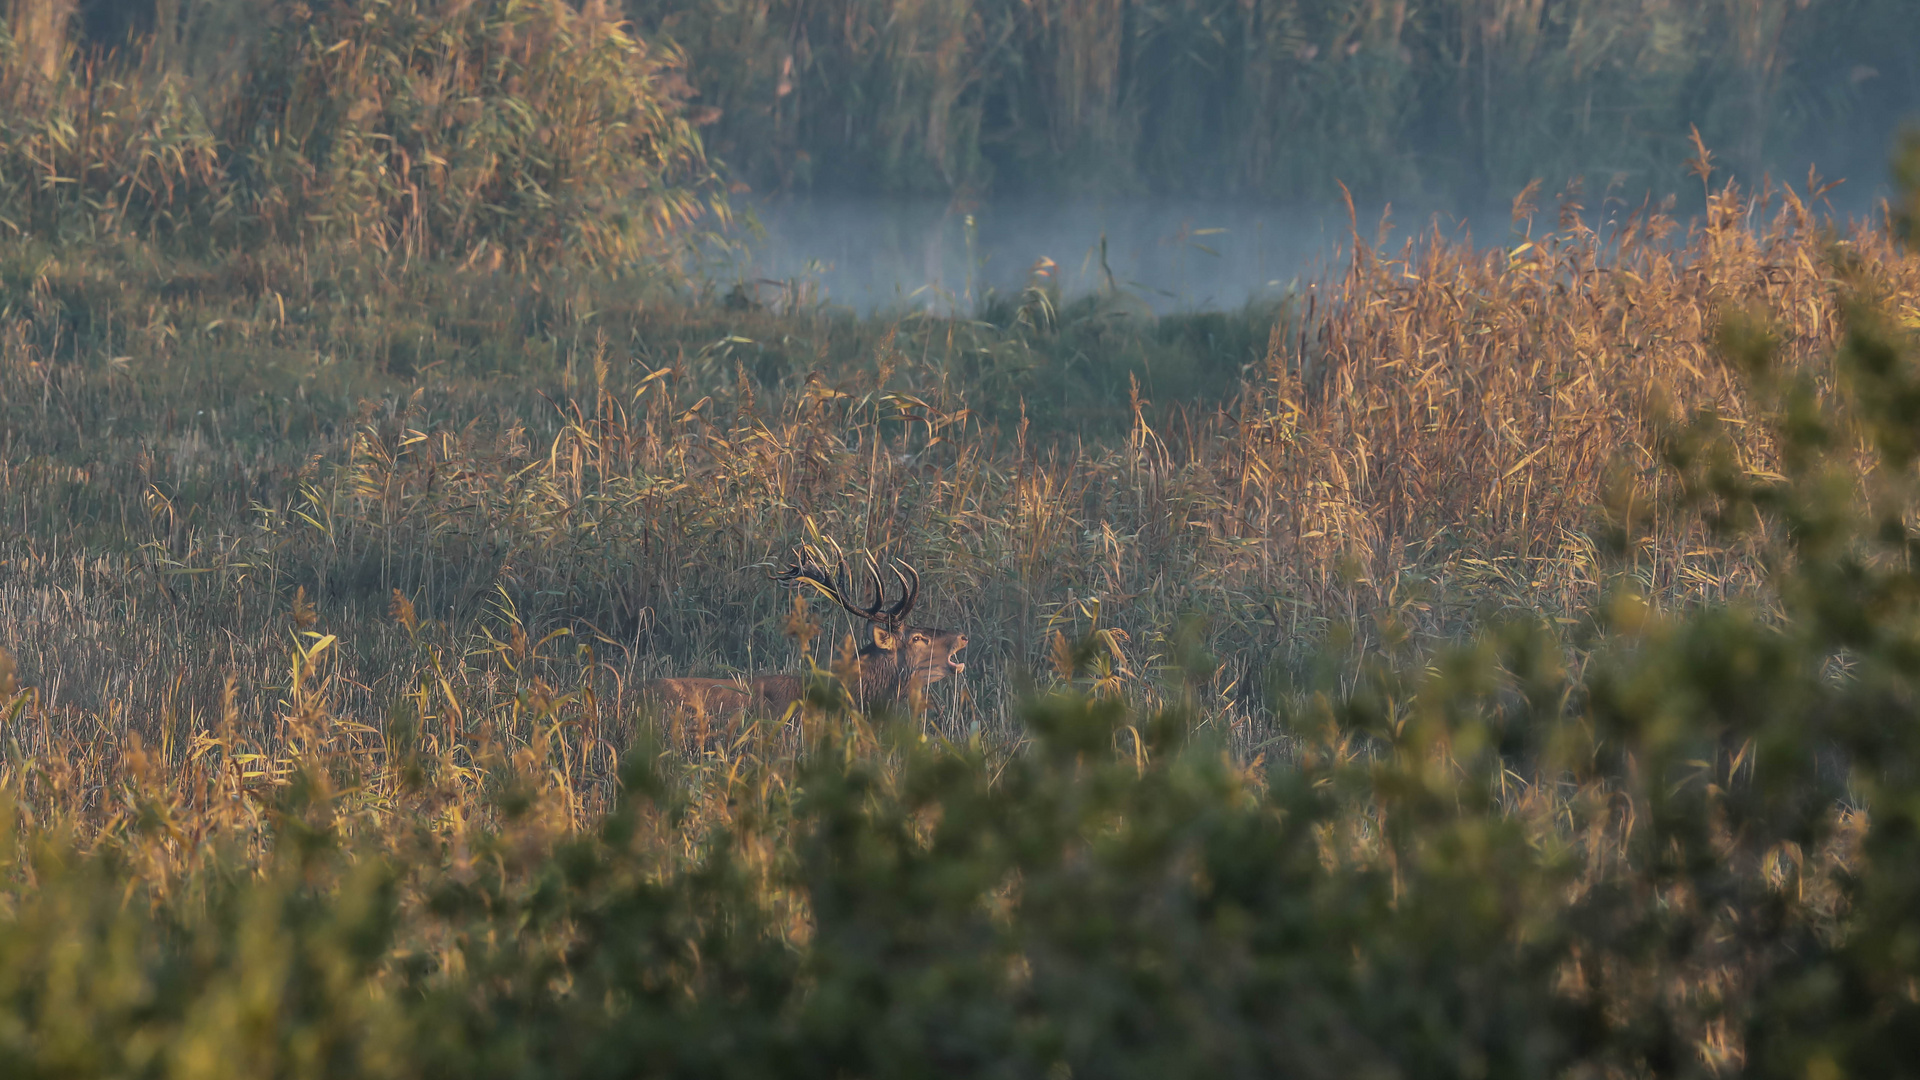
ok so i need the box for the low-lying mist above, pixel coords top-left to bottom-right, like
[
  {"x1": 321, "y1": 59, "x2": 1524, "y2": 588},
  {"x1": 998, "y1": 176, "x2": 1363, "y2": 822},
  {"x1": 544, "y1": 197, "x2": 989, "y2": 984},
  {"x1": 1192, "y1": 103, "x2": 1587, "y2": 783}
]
[
  {"x1": 723, "y1": 168, "x2": 1899, "y2": 316},
  {"x1": 727, "y1": 197, "x2": 1361, "y2": 315}
]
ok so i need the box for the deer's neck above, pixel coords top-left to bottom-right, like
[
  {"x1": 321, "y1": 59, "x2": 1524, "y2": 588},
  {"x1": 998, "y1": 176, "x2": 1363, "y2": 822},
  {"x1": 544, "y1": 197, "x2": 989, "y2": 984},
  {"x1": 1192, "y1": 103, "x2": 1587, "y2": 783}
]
[{"x1": 855, "y1": 648, "x2": 912, "y2": 703}]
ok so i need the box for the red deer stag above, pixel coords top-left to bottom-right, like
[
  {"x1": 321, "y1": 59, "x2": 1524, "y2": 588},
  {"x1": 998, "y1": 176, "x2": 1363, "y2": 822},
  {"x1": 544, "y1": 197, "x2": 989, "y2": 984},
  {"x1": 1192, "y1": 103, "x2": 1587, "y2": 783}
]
[{"x1": 648, "y1": 552, "x2": 968, "y2": 717}]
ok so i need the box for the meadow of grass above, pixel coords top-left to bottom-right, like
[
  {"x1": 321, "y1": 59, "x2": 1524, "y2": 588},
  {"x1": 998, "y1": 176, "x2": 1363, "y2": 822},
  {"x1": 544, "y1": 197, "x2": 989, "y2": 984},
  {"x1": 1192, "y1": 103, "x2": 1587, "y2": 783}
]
[{"x1": 7, "y1": 2, "x2": 1920, "y2": 1075}]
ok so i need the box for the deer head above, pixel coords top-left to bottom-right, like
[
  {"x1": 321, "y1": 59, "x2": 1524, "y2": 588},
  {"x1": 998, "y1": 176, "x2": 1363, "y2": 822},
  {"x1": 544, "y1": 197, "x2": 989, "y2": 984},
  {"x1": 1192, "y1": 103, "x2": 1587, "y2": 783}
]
[{"x1": 774, "y1": 550, "x2": 968, "y2": 701}]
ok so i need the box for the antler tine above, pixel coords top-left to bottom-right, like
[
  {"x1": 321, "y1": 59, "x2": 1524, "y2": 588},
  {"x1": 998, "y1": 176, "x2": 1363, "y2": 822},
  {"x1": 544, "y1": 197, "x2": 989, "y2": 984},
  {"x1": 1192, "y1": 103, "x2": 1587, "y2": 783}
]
[
  {"x1": 884, "y1": 560, "x2": 920, "y2": 621},
  {"x1": 827, "y1": 554, "x2": 882, "y2": 622},
  {"x1": 769, "y1": 546, "x2": 823, "y2": 589},
  {"x1": 774, "y1": 547, "x2": 875, "y2": 623},
  {"x1": 863, "y1": 555, "x2": 886, "y2": 620},
  {"x1": 774, "y1": 546, "x2": 920, "y2": 627}
]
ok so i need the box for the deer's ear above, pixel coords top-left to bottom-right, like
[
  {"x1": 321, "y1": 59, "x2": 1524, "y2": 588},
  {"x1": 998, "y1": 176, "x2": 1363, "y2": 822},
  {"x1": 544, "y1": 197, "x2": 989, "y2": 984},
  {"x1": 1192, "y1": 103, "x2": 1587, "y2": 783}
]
[{"x1": 871, "y1": 624, "x2": 899, "y2": 650}]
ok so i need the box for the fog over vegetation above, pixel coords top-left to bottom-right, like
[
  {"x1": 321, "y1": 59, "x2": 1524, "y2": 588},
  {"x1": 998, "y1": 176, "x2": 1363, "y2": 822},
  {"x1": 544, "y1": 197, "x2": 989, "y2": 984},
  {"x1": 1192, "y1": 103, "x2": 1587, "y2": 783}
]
[
  {"x1": 657, "y1": 0, "x2": 1920, "y2": 308},
  {"x1": 5, "y1": 1, "x2": 1920, "y2": 1076},
  {"x1": 738, "y1": 196, "x2": 1368, "y2": 314}
]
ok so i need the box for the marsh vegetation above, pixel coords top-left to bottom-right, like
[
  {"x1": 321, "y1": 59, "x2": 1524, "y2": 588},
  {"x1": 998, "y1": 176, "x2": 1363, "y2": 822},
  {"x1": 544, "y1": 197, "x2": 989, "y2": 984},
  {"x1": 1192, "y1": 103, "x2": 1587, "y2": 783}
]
[{"x1": 2, "y1": 1, "x2": 1920, "y2": 1074}]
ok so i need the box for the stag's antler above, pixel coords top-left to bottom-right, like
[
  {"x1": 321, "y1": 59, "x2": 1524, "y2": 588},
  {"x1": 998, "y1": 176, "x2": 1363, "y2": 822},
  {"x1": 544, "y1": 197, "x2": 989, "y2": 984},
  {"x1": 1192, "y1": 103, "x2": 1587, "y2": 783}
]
[{"x1": 774, "y1": 548, "x2": 920, "y2": 628}]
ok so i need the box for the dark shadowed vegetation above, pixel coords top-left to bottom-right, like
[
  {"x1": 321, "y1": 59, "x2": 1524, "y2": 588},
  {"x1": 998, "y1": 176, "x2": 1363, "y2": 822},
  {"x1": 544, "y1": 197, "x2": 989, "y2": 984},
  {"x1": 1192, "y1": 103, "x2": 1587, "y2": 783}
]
[{"x1": 633, "y1": 0, "x2": 1920, "y2": 203}]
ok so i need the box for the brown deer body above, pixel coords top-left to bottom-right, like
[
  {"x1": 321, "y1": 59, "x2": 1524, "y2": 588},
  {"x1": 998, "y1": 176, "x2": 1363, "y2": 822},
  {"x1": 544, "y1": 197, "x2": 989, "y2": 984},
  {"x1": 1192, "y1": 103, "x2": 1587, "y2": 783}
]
[{"x1": 648, "y1": 553, "x2": 968, "y2": 717}]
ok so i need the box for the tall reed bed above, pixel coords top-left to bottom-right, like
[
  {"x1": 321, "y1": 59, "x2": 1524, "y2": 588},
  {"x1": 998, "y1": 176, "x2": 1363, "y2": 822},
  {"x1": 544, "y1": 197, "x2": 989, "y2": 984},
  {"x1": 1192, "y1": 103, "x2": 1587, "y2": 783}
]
[{"x1": 0, "y1": 0, "x2": 724, "y2": 268}]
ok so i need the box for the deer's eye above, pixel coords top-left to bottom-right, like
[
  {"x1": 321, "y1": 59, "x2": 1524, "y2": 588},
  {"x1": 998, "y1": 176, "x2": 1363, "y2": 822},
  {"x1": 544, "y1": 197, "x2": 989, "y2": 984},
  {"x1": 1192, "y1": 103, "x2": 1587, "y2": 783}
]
[{"x1": 911, "y1": 634, "x2": 928, "y2": 644}]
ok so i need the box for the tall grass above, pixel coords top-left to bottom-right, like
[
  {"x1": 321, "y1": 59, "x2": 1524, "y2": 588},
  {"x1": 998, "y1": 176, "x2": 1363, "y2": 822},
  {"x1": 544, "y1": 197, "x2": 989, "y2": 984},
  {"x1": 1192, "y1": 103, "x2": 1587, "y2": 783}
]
[{"x1": 1, "y1": 0, "x2": 725, "y2": 269}]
